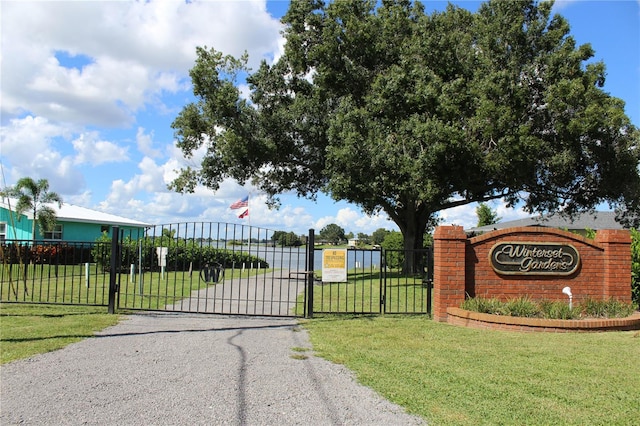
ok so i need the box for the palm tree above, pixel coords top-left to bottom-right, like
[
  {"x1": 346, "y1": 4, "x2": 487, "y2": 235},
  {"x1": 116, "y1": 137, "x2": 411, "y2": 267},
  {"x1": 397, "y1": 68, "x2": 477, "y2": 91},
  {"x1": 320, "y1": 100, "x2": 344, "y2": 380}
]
[{"x1": 7, "y1": 177, "x2": 63, "y2": 242}]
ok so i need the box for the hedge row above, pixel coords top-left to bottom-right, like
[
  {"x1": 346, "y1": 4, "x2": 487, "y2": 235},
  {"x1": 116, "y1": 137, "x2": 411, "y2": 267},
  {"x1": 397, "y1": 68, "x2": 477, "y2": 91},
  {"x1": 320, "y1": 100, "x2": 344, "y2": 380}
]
[
  {"x1": 0, "y1": 242, "x2": 94, "y2": 265},
  {"x1": 92, "y1": 235, "x2": 269, "y2": 272}
]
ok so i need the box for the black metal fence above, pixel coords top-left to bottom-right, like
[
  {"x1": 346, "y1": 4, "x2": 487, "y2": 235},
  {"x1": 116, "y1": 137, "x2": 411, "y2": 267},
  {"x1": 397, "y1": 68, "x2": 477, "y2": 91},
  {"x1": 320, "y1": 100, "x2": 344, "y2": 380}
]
[
  {"x1": 0, "y1": 240, "x2": 111, "y2": 306},
  {"x1": 1, "y1": 224, "x2": 433, "y2": 317},
  {"x1": 97, "y1": 223, "x2": 308, "y2": 316},
  {"x1": 310, "y1": 247, "x2": 433, "y2": 315}
]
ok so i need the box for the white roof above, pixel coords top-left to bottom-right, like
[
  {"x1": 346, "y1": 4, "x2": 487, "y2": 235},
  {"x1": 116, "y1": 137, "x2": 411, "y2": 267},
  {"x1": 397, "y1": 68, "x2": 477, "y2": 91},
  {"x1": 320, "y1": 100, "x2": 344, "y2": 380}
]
[{"x1": 1, "y1": 198, "x2": 150, "y2": 227}]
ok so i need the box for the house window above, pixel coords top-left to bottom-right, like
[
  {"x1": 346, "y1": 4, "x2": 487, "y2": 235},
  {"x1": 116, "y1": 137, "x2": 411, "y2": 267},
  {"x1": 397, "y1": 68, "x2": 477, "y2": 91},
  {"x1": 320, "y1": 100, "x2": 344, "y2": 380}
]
[
  {"x1": 101, "y1": 225, "x2": 110, "y2": 234},
  {"x1": 44, "y1": 224, "x2": 63, "y2": 240},
  {"x1": 0, "y1": 222, "x2": 6, "y2": 241}
]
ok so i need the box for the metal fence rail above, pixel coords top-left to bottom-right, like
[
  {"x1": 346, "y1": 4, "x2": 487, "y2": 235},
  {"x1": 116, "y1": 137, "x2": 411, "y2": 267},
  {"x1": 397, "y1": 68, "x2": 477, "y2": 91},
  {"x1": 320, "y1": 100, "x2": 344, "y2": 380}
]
[
  {"x1": 0, "y1": 240, "x2": 110, "y2": 306},
  {"x1": 382, "y1": 248, "x2": 433, "y2": 314},
  {"x1": 1, "y1": 225, "x2": 433, "y2": 318},
  {"x1": 116, "y1": 223, "x2": 309, "y2": 317},
  {"x1": 310, "y1": 247, "x2": 433, "y2": 315}
]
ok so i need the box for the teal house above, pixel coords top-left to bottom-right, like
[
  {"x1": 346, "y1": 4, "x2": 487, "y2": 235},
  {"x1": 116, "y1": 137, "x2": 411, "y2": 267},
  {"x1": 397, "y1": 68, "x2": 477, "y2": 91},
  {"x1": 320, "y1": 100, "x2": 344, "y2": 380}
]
[{"x1": 1, "y1": 198, "x2": 149, "y2": 242}]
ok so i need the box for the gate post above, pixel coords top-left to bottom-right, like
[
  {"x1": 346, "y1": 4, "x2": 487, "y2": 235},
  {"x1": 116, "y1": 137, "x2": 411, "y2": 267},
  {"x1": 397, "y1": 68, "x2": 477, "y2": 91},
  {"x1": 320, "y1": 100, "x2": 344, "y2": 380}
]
[
  {"x1": 596, "y1": 229, "x2": 632, "y2": 302},
  {"x1": 108, "y1": 226, "x2": 120, "y2": 314},
  {"x1": 306, "y1": 229, "x2": 315, "y2": 318},
  {"x1": 433, "y1": 225, "x2": 467, "y2": 322}
]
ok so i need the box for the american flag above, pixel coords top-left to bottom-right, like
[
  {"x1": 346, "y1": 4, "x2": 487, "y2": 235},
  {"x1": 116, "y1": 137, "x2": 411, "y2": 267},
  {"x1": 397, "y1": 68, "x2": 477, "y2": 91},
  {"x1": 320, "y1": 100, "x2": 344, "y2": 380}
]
[
  {"x1": 230, "y1": 196, "x2": 248, "y2": 209},
  {"x1": 238, "y1": 209, "x2": 249, "y2": 219}
]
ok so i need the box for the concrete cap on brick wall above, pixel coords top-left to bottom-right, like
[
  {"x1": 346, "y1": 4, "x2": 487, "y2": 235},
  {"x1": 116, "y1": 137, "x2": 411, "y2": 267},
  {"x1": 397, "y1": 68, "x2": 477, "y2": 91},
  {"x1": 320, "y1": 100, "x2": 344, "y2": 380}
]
[{"x1": 434, "y1": 225, "x2": 467, "y2": 240}]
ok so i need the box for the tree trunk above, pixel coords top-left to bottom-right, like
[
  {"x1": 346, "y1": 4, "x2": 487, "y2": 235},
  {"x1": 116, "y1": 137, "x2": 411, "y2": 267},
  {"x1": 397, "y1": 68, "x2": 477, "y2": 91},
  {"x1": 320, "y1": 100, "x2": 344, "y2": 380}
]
[
  {"x1": 31, "y1": 205, "x2": 37, "y2": 243},
  {"x1": 395, "y1": 205, "x2": 429, "y2": 275}
]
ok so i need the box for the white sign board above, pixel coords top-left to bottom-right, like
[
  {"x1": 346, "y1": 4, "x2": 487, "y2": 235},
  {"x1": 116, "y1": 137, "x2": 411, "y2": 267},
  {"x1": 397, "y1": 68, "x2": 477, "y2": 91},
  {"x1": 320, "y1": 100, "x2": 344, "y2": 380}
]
[
  {"x1": 156, "y1": 247, "x2": 168, "y2": 267},
  {"x1": 322, "y1": 249, "x2": 347, "y2": 282}
]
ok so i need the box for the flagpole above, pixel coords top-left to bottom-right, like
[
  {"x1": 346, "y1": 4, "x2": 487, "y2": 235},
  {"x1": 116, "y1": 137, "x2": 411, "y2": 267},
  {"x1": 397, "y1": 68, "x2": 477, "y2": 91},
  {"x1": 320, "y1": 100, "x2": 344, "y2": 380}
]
[{"x1": 247, "y1": 193, "x2": 251, "y2": 263}]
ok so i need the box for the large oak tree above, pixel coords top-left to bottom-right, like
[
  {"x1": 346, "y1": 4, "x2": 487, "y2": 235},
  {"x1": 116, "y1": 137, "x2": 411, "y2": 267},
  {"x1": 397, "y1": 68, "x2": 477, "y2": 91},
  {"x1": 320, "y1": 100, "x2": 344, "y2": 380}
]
[{"x1": 171, "y1": 0, "x2": 640, "y2": 264}]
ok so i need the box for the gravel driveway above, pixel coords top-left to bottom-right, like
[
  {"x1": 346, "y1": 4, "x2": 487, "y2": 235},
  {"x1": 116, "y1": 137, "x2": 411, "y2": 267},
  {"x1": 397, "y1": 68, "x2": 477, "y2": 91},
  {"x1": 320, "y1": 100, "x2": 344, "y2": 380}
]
[{"x1": 1, "y1": 312, "x2": 425, "y2": 425}]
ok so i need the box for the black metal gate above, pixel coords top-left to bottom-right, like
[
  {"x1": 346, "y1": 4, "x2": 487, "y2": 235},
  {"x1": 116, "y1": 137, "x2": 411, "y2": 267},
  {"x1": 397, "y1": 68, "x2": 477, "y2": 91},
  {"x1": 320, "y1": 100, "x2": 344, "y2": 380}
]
[
  {"x1": 308, "y1": 246, "x2": 433, "y2": 316},
  {"x1": 1, "y1": 224, "x2": 433, "y2": 317},
  {"x1": 111, "y1": 223, "x2": 311, "y2": 317}
]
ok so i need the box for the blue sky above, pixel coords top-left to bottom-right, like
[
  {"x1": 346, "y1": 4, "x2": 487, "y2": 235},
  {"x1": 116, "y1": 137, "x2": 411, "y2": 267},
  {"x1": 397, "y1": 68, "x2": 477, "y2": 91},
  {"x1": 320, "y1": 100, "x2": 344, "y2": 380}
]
[{"x1": 1, "y1": 0, "x2": 638, "y2": 236}]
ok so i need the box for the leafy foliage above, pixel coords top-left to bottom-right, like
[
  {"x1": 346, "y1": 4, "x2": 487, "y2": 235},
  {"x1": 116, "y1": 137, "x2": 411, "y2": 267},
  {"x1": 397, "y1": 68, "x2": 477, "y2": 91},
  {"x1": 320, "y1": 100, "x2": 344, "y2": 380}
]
[
  {"x1": 2, "y1": 177, "x2": 63, "y2": 241},
  {"x1": 462, "y1": 296, "x2": 635, "y2": 319},
  {"x1": 631, "y1": 228, "x2": 640, "y2": 307},
  {"x1": 356, "y1": 232, "x2": 371, "y2": 245},
  {"x1": 319, "y1": 223, "x2": 346, "y2": 245},
  {"x1": 371, "y1": 228, "x2": 391, "y2": 245},
  {"x1": 475, "y1": 203, "x2": 501, "y2": 227},
  {"x1": 271, "y1": 231, "x2": 303, "y2": 247},
  {"x1": 92, "y1": 233, "x2": 268, "y2": 272},
  {"x1": 381, "y1": 231, "x2": 404, "y2": 269},
  {"x1": 0, "y1": 242, "x2": 89, "y2": 265},
  {"x1": 171, "y1": 0, "x2": 640, "y2": 257}
]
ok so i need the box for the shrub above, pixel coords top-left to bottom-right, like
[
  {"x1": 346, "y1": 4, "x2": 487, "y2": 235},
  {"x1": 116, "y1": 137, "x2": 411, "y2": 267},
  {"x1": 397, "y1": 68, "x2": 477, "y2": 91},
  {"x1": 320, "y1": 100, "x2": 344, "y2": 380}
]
[
  {"x1": 92, "y1": 233, "x2": 269, "y2": 272},
  {"x1": 462, "y1": 297, "x2": 635, "y2": 320},
  {"x1": 631, "y1": 228, "x2": 640, "y2": 308},
  {"x1": 539, "y1": 300, "x2": 579, "y2": 319},
  {"x1": 0, "y1": 242, "x2": 88, "y2": 265},
  {"x1": 461, "y1": 297, "x2": 503, "y2": 314},
  {"x1": 504, "y1": 296, "x2": 539, "y2": 318},
  {"x1": 381, "y1": 231, "x2": 404, "y2": 270},
  {"x1": 580, "y1": 297, "x2": 635, "y2": 318}
]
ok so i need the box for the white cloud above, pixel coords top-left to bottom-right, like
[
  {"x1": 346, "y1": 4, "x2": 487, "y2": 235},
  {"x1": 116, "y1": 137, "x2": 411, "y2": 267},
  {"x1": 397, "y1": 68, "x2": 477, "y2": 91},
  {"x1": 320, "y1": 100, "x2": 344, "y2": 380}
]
[
  {"x1": 0, "y1": 1, "x2": 297, "y2": 228},
  {"x1": 311, "y1": 206, "x2": 395, "y2": 236},
  {"x1": 72, "y1": 132, "x2": 129, "y2": 165},
  {"x1": 136, "y1": 127, "x2": 163, "y2": 159},
  {"x1": 0, "y1": 115, "x2": 85, "y2": 194},
  {"x1": 64, "y1": 190, "x2": 93, "y2": 207},
  {"x1": 1, "y1": 0, "x2": 284, "y2": 127},
  {"x1": 438, "y1": 204, "x2": 478, "y2": 228},
  {"x1": 1, "y1": 116, "x2": 61, "y2": 163}
]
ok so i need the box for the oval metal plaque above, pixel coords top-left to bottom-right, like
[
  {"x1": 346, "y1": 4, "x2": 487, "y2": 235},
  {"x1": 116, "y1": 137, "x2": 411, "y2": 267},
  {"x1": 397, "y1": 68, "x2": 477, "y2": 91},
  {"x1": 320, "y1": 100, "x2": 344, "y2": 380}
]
[{"x1": 489, "y1": 242, "x2": 580, "y2": 276}]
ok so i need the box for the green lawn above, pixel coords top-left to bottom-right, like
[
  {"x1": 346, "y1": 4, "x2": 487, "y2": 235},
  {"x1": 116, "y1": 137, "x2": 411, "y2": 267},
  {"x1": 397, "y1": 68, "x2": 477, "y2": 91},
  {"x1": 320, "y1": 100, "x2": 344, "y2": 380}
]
[
  {"x1": 312, "y1": 271, "x2": 430, "y2": 314},
  {"x1": 0, "y1": 304, "x2": 121, "y2": 364},
  {"x1": 2, "y1": 305, "x2": 638, "y2": 425},
  {"x1": 1, "y1": 262, "x2": 111, "y2": 305},
  {"x1": 1, "y1": 264, "x2": 273, "y2": 310},
  {"x1": 303, "y1": 315, "x2": 640, "y2": 426}
]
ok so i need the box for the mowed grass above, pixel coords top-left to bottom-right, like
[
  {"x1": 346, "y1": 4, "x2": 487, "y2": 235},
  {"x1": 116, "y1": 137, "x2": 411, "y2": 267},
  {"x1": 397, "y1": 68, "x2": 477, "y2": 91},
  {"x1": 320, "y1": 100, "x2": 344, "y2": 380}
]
[
  {"x1": 3, "y1": 302, "x2": 639, "y2": 425},
  {"x1": 0, "y1": 303, "x2": 121, "y2": 364},
  {"x1": 303, "y1": 315, "x2": 640, "y2": 426},
  {"x1": 1, "y1": 264, "x2": 274, "y2": 310},
  {"x1": 312, "y1": 270, "x2": 431, "y2": 314}
]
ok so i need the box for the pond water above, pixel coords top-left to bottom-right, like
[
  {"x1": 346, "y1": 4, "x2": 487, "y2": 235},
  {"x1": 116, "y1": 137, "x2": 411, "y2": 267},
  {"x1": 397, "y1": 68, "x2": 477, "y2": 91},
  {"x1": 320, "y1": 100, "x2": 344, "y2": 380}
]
[{"x1": 239, "y1": 245, "x2": 382, "y2": 271}]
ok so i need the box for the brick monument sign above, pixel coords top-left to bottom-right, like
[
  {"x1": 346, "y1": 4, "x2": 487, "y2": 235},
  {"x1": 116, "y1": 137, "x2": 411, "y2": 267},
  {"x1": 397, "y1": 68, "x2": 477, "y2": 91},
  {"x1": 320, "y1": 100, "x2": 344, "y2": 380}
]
[{"x1": 432, "y1": 225, "x2": 632, "y2": 322}]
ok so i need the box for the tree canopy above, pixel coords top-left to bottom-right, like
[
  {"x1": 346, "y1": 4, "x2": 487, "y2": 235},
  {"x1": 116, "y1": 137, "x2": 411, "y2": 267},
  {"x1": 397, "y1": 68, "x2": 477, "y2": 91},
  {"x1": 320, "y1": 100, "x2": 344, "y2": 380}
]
[
  {"x1": 371, "y1": 228, "x2": 391, "y2": 245},
  {"x1": 319, "y1": 223, "x2": 346, "y2": 245},
  {"x1": 271, "y1": 230, "x2": 303, "y2": 246},
  {"x1": 476, "y1": 203, "x2": 501, "y2": 227},
  {"x1": 171, "y1": 0, "x2": 640, "y2": 257}
]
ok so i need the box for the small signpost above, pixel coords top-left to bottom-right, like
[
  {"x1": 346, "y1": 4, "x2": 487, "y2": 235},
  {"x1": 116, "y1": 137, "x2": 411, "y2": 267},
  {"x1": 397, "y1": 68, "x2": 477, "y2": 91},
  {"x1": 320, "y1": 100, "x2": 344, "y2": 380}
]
[
  {"x1": 156, "y1": 247, "x2": 168, "y2": 279},
  {"x1": 322, "y1": 249, "x2": 347, "y2": 282}
]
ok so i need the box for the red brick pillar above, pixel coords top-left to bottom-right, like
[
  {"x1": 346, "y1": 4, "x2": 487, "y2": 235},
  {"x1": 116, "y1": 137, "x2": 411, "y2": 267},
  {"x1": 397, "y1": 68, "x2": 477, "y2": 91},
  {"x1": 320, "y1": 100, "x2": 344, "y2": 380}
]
[
  {"x1": 433, "y1": 225, "x2": 467, "y2": 322},
  {"x1": 595, "y1": 229, "x2": 632, "y2": 302}
]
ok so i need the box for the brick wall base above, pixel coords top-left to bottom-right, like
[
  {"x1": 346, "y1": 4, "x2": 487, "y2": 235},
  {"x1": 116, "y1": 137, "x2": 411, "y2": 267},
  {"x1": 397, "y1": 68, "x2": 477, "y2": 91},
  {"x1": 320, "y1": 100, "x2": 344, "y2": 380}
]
[{"x1": 447, "y1": 307, "x2": 640, "y2": 332}]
